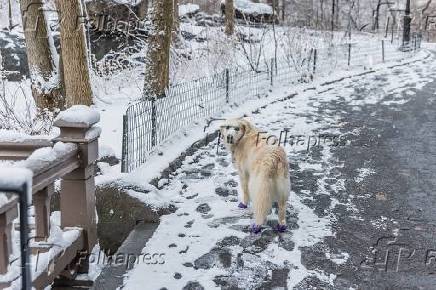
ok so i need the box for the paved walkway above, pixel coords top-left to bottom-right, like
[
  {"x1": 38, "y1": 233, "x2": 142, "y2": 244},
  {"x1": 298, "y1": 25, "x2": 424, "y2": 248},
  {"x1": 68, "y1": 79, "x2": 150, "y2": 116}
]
[{"x1": 120, "y1": 52, "x2": 436, "y2": 290}]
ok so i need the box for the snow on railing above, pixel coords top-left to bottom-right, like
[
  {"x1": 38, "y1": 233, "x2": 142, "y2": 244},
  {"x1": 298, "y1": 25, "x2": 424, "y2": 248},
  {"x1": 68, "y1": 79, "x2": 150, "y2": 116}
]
[{"x1": 0, "y1": 105, "x2": 100, "y2": 289}]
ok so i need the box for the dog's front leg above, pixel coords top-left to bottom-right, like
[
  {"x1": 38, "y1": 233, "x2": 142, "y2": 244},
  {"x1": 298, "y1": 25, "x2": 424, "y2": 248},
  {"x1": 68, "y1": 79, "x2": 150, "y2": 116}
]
[{"x1": 238, "y1": 173, "x2": 250, "y2": 208}]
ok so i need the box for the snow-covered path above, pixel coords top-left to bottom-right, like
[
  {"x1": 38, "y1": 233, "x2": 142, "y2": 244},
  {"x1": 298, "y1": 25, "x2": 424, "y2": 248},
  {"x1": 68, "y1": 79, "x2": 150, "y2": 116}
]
[{"x1": 119, "y1": 51, "x2": 436, "y2": 290}]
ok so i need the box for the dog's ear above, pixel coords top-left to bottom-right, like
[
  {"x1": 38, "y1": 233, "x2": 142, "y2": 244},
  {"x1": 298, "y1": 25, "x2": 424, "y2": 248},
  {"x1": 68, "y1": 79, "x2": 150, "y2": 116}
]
[{"x1": 239, "y1": 119, "x2": 255, "y2": 135}]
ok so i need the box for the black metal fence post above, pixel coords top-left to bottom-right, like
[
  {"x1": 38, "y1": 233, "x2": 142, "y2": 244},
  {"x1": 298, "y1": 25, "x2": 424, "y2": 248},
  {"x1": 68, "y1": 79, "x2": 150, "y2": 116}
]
[
  {"x1": 312, "y1": 49, "x2": 317, "y2": 76},
  {"x1": 0, "y1": 178, "x2": 31, "y2": 290},
  {"x1": 382, "y1": 40, "x2": 385, "y2": 62},
  {"x1": 307, "y1": 49, "x2": 312, "y2": 80},
  {"x1": 391, "y1": 23, "x2": 394, "y2": 44},
  {"x1": 151, "y1": 98, "x2": 157, "y2": 147},
  {"x1": 121, "y1": 114, "x2": 128, "y2": 173},
  {"x1": 18, "y1": 182, "x2": 31, "y2": 290},
  {"x1": 414, "y1": 35, "x2": 417, "y2": 51},
  {"x1": 225, "y1": 68, "x2": 230, "y2": 103},
  {"x1": 348, "y1": 43, "x2": 352, "y2": 66},
  {"x1": 270, "y1": 58, "x2": 274, "y2": 86}
]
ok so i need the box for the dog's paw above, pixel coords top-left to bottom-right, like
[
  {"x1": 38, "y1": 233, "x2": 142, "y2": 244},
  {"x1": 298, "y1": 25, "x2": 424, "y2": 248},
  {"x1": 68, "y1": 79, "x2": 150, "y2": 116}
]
[
  {"x1": 250, "y1": 224, "x2": 262, "y2": 234},
  {"x1": 275, "y1": 224, "x2": 287, "y2": 233},
  {"x1": 238, "y1": 202, "x2": 248, "y2": 209}
]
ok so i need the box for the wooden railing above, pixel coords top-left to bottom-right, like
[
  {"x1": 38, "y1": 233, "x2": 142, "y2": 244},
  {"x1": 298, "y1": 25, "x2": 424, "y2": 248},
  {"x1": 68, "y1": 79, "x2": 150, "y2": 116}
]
[{"x1": 0, "y1": 106, "x2": 100, "y2": 289}]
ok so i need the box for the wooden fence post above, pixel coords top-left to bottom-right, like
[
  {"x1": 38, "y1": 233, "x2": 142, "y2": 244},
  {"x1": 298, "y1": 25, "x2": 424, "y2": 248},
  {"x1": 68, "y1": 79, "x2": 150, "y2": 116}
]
[
  {"x1": 34, "y1": 184, "x2": 53, "y2": 241},
  {"x1": 53, "y1": 107, "x2": 100, "y2": 255}
]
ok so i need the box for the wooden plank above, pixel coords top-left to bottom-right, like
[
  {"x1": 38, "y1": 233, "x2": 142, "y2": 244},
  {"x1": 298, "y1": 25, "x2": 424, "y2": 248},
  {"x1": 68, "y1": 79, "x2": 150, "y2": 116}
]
[
  {"x1": 0, "y1": 196, "x2": 18, "y2": 215},
  {"x1": 31, "y1": 150, "x2": 80, "y2": 194},
  {"x1": 0, "y1": 151, "x2": 32, "y2": 161},
  {"x1": 0, "y1": 140, "x2": 53, "y2": 161},
  {"x1": 0, "y1": 230, "x2": 85, "y2": 289},
  {"x1": 32, "y1": 230, "x2": 84, "y2": 289}
]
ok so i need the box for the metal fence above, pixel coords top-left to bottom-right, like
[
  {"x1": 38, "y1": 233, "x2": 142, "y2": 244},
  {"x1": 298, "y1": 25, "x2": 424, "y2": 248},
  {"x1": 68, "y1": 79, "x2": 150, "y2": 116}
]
[{"x1": 121, "y1": 35, "x2": 422, "y2": 173}]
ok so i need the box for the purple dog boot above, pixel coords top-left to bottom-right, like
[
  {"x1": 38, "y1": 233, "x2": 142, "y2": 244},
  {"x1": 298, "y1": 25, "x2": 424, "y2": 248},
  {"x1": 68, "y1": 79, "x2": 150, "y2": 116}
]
[
  {"x1": 275, "y1": 224, "x2": 287, "y2": 233},
  {"x1": 238, "y1": 202, "x2": 248, "y2": 209},
  {"x1": 250, "y1": 224, "x2": 262, "y2": 234}
]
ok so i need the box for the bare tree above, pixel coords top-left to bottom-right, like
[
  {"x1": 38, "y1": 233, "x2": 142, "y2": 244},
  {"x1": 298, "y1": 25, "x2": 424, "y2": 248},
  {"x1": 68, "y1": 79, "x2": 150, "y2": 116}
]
[
  {"x1": 225, "y1": 0, "x2": 235, "y2": 35},
  {"x1": 20, "y1": 0, "x2": 62, "y2": 110},
  {"x1": 345, "y1": 0, "x2": 356, "y2": 38},
  {"x1": 56, "y1": 0, "x2": 93, "y2": 106},
  {"x1": 420, "y1": 0, "x2": 433, "y2": 31},
  {"x1": 372, "y1": 0, "x2": 383, "y2": 31},
  {"x1": 236, "y1": 26, "x2": 268, "y2": 71},
  {"x1": 143, "y1": 0, "x2": 173, "y2": 98}
]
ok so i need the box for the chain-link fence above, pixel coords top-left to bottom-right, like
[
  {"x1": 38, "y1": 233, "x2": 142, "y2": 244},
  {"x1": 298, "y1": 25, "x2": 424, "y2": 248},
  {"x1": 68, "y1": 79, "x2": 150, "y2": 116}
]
[{"x1": 121, "y1": 35, "x2": 422, "y2": 173}]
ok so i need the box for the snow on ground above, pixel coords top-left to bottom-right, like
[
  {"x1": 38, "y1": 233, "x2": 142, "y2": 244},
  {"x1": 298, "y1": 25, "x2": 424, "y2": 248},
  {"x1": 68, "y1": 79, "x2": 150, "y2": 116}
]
[
  {"x1": 354, "y1": 168, "x2": 375, "y2": 183},
  {"x1": 220, "y1": 0, "x2": 273, "y2": 15},
  {"x1": 179, "y1": 4, "x2": 201, "y2": 16},
  {"x1": 120, "y1": 49, "x2": 435, "y2": 289}
]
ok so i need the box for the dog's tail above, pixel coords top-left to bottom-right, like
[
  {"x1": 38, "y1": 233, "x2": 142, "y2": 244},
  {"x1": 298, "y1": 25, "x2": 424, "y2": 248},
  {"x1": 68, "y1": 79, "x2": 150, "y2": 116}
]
[{"x1": 251, "y1": 176, "x2": 273, "y2": 226}]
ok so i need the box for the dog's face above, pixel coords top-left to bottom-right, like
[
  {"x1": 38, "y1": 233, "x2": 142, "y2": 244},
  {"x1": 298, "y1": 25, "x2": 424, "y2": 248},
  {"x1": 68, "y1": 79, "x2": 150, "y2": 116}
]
[{"x1": 220, "y1": 119, "x2": 247, "y2": 146}]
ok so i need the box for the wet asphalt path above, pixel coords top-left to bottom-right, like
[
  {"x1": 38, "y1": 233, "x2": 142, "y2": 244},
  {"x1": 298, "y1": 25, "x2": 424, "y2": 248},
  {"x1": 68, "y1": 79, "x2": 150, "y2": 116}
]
[
  {"x1": 313, "y1": 54, "x2": 436, "y2": 289},
  {"x1": 118, "y1": 52, "x2": 436, "y2": 290}
]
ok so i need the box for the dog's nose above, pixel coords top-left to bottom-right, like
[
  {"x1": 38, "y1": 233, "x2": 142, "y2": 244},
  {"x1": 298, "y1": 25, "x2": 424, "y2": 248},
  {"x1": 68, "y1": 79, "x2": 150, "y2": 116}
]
[{"x1": 227, "y1": 136, "x2": 233, "y2": 144}]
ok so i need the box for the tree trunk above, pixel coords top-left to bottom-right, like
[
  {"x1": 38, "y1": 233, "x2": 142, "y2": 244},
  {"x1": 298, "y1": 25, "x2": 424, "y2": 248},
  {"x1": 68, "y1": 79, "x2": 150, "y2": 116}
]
[
  {"x1": 8, "y1": 0, "x2": 13, "y2": 31},
  {"x1": 307, "y1": 0, "x2": 314, "y2": 26},
  {"x1": 373, "y1": 0, "x2": 381, "y2": 31},
  {"x1": 56, "y1": 0, "x2": 93, "y2": 107},
  {"x1": 331, "y1": 0, "x2": 335, "y2": 32},
  {"x1": 137, "y1": 0, "x2": 148, "y2": 20},
  {"x1": 173, "y1": 0, "x2": 179, "y2": 31},
  {"x1": 403, "y1": 0, "x2": 411, "y2": 44},
  {"x1": 20, "y1": 0, "x2": 62, "y2": 110},
  {"x1": 320, "y1": 0, "x2": 324, "y2": 27},
  {"x1": 272, "y1": 0, "x2": 277, "y2": 73},
  {"x1": 420, "y1": 0, "x2": 432, "y2": 31},
  {"x1": 143, "y1": 0, "x2": 173, "y2": 98},
  {"x1": 225, "y1": 0, "x2": 235, "y2": 35}
]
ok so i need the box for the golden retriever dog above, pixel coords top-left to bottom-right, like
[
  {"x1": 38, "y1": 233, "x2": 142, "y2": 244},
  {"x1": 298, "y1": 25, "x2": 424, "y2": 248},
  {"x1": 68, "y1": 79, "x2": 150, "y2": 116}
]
[{"x1": 220, "y1": 118, "x2": 290, "y2": 233}]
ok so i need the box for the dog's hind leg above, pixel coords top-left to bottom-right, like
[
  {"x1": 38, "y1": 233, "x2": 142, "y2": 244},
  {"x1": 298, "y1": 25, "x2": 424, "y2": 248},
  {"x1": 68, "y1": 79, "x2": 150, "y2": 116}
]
[
  {"x1": 276, "y1": 177, "x2": 290, "y2": 232},
  {"x1": 278, "y1": 197, "x2": 287, "y2": 225},
  {"x1": 250, "y1": 176, "x2": 273, "y2": 227}
]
